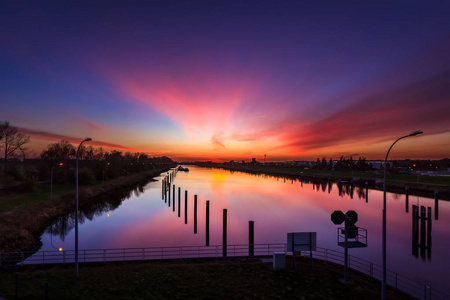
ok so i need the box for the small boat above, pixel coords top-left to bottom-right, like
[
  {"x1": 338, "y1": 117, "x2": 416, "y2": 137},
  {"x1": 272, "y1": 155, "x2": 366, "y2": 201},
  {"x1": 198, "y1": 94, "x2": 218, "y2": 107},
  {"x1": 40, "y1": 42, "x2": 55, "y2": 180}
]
[{"x1": 177, "y1": 166, "x2": 189, "y2": 172}]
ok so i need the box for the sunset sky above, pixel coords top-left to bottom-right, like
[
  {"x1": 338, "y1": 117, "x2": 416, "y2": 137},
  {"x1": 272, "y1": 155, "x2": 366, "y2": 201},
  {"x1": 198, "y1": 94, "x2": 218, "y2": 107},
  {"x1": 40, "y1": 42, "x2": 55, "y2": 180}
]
[{"x1": 1, "y1": 1, "x2": 449, "y2": 162}]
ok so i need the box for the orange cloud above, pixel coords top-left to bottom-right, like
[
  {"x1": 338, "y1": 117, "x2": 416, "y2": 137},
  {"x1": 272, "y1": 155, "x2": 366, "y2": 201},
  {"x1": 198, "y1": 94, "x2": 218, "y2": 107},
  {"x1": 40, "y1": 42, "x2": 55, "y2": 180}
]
[{"x1": 20, "y1": 128, "x2": 150, "y2": 153}]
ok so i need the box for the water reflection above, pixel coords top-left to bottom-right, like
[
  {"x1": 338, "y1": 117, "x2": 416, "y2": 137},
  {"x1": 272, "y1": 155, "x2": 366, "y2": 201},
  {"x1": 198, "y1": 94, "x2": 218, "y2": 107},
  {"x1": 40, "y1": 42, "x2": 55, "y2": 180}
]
[
  {"x1": 34, "y1": 166, "x2": 450, "y2": 293},
  {"x1": 45, "y1": 184, "x2": 147, "y2": 242}
]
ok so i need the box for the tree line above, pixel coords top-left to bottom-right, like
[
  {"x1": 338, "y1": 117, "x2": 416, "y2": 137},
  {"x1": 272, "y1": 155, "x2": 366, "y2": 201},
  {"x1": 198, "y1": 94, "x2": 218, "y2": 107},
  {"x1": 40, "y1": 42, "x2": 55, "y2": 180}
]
[
  {"x1": 313, "y1": 156, "x2": 371, "y2": 171},
  {"x1": 0, "y1": 122, "x2": 174, "y2": 187}
]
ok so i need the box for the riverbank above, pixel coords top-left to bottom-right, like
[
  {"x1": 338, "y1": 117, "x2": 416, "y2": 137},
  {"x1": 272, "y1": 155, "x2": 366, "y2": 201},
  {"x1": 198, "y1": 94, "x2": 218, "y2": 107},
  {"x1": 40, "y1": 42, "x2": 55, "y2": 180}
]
[
  {"x1": 0, "y1": 256, "x2": 413, "y2": 300},
  {"x1": 0, "y1": 165, "x2": 175, "y2": 253},
  {"x1": 194, "y1": 163, "x2": 450, "y2": 199}
]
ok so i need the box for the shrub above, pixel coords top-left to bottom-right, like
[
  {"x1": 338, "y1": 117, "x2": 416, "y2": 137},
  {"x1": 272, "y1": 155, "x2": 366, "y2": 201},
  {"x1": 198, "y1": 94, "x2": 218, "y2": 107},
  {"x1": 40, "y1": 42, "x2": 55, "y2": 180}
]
[
  {"x1": 20, "y1": 178, "x2": 39, "y2": 192},
  {"x1": 5, "y1": 166, "x2": 25, "y2": 181},
  {"x1": 78, "y1": 167, "x2": 96, "y2": 185}
]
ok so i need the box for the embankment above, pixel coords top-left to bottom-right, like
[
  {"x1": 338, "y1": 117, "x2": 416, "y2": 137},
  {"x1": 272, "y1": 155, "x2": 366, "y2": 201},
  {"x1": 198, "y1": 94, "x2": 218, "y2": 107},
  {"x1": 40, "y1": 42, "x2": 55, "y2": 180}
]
[
  {"x1": 0, "y1": 165, "x2": 174, "y2": 253},
  {"x1": 196, "y1": 163, "x2": 450, "y2": 199}
]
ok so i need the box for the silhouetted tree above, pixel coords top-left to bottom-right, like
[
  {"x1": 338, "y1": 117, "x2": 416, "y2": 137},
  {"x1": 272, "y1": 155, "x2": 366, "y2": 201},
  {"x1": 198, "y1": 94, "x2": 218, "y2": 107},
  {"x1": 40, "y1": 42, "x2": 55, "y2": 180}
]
[
  {"x1": 0, "y1": 121, "x2": 31, "y2": 174},
  {"x1": 41, "y1": 140, "x2": 76, "y2": 164}
]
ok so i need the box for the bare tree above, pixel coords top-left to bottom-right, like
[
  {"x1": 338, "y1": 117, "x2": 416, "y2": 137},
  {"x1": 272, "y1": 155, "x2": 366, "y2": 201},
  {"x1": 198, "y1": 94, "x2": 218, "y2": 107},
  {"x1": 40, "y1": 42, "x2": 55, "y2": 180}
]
[
  {"x1": 40, "y1": 140, "x2": 76, "y2": 163},
  {"x1": 0, "y1": 121, "x2": 31, "y2": 174}
]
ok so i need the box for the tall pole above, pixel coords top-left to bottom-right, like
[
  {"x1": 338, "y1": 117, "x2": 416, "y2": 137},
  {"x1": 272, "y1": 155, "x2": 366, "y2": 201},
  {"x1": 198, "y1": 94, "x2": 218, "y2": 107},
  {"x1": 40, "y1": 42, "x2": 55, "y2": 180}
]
[
  {"x1": 75, "y1": 137, "x2": 92, "y2": 278},
  {"x1": 382, "y1": 131, "x2": 422, "y2": 299},
  {"x1": 51, "y1": 166, "x2": 54, "y2": 200}
]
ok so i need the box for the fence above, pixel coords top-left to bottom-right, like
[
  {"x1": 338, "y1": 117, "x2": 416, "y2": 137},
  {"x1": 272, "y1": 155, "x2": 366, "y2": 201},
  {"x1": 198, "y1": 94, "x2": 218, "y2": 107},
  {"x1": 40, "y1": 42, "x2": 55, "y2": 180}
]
[
  {"x1": 302, "y1": 247, "x2": 449, "y2": 300},
  {"x1": 0, "y1": 243, "x2": 285, "y2": 265},
  {"x1": 1, "y1": 244, "x2": 449, "y2": 300}
]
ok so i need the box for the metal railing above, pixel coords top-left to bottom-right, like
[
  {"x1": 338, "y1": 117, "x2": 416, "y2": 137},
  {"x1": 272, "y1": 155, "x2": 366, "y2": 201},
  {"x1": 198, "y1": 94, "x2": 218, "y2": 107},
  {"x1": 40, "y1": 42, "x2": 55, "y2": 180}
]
[
  {"x1": 0, "y1": 243, "x2": 286, "y2": 266},
  {"x1": 302, "y1": 247, "x2": 449, "y2": 300},
  {"x1": 1, "y1": 244, "x2": 449, "y2": 300}
]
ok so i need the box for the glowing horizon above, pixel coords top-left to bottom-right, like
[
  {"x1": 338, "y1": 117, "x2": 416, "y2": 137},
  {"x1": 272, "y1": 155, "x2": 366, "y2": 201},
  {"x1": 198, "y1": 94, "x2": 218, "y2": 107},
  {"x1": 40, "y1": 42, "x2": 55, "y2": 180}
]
[{"x1": 1, "y1": 2, "x2": 449, "y2": 162}]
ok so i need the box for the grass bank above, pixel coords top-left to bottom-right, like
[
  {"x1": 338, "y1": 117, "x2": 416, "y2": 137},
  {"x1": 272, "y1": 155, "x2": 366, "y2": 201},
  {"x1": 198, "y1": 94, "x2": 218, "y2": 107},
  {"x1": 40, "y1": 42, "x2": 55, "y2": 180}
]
[
  {"x1": 0, "y1": 256, "x2": 413, "y2": 300},
  {"x1": 0, "y1": 165, "x2": 175, "y2": 253}
]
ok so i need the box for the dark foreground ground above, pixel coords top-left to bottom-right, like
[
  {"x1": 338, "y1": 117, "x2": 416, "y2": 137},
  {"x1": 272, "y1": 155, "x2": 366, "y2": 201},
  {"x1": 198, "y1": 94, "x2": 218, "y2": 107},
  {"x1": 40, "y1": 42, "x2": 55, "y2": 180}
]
[{"x1": 0, "y1": 256, "x2": 412, "y2": 300}]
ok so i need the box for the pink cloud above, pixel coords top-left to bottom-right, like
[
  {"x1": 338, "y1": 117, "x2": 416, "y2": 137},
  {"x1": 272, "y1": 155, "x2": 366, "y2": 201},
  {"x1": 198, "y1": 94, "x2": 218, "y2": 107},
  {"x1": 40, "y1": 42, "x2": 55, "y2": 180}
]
[{"x1": 278, "y1": 69, "x2": 450, "y2": 153}]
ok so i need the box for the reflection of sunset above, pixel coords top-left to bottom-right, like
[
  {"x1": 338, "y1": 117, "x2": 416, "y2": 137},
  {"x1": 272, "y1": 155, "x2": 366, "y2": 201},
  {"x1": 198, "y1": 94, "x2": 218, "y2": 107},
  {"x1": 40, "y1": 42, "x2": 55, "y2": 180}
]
[
  {"x1": 211, "y1": 171, "x2": 227, "y2": 182},
  {"x1": 36, "y1": 166, "x2": 450, "y2": 292}
]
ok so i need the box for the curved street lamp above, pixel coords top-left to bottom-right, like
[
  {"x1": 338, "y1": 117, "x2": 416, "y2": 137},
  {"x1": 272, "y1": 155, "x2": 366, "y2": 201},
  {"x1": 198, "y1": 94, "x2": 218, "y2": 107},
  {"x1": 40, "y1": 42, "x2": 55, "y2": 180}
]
[
  {"x1": 75, "y1": 137, "x2": 92, "y2": 278},
  {"x1": 382, "y1": 131, "x2": 422, "y2": 299}
]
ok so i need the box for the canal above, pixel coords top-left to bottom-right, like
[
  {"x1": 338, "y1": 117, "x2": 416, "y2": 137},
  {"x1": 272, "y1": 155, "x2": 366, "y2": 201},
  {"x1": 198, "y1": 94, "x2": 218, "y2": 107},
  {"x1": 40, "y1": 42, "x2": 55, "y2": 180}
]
[{"x1": 36, "y1": 165, "x2": 450, "y2": 293}]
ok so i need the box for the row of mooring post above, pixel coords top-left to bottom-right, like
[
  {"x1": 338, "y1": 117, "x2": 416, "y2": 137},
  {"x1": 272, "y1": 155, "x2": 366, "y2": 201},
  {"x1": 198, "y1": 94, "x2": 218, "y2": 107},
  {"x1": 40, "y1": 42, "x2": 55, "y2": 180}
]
[
  {"x1": 161, "y1": 172, "x2": 255, "y2": 257},
  {"x1": 412, "y1": 204, "x2": 432, "y2": 260},
  {"x1": 405, "y1": 186, "x2": 440, "y2": 221}
]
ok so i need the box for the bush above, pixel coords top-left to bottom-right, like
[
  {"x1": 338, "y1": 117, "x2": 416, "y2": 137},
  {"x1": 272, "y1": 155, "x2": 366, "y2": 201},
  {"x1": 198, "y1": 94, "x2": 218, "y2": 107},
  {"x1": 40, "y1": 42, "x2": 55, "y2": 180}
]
[
  {"x1": 20, "y1": 178, "x2": 39, "y2": 192},
  {"x1": 5, "y1": 166, "x2": 25, "y2": 181},
  {"x1": 78, "y1": 167, "x2": 96, "y2": 185}
]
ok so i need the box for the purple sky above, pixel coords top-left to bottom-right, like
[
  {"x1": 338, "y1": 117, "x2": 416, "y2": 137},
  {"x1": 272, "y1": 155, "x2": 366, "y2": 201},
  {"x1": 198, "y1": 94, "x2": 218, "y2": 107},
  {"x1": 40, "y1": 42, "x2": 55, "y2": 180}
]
[{"x1": 1, "y1": 1, "x2": 449, "y2": 161}]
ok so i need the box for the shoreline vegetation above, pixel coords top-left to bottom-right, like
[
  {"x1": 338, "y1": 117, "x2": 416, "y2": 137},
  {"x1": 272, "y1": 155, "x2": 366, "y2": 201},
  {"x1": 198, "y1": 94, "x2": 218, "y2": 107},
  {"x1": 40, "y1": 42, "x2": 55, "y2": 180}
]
[
  {"x1": 0, "y1": 164, "x2": 175, "y2": 253},
  {"x1": 192, "y1": 162, "x2": 450, "y2": 200}
]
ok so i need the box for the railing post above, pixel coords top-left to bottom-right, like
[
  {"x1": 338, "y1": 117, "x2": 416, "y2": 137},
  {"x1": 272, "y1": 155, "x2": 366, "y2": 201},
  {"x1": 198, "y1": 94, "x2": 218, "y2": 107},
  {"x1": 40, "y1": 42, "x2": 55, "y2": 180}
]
[{"x1": 425, "y1": 285, "x2": 431, "y2": 300}]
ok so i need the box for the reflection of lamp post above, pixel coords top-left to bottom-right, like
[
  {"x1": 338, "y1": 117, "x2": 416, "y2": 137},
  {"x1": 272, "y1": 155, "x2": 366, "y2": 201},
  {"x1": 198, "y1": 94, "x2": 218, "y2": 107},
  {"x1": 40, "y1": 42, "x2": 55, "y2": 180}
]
[
  {"x1": 382, "y1": 131, "x2": 422, "y2": 300},
  {"x1": 75, "y1": 138, "x2": 91, "y2": 278}
]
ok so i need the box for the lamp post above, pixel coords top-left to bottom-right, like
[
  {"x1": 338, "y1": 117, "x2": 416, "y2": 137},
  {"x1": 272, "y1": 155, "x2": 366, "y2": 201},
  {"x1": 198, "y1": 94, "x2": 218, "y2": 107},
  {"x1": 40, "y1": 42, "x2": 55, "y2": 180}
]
[
  {"x1": 382, "y1": 131, "x2": 422, "y2": 299},
  {"x1": 75, "y1": 137, "x2": 92, "y2": 278}
]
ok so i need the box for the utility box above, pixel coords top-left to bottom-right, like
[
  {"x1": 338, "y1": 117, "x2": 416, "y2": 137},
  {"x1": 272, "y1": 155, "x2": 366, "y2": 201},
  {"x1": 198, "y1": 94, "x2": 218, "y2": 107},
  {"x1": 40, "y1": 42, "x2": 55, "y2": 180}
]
[{"x1": 273, "y1": 252, "x2": 286, "y2": 270}]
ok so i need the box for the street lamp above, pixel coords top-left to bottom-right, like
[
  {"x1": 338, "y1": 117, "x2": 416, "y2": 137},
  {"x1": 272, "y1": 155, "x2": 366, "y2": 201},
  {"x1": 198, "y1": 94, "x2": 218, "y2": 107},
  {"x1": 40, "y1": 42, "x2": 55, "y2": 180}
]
[
  {"x1": 75, "y1": 137, "x2": 92, "y2": 278},
  {"x1": 382, "y1": 131, "x2": 422, "y2": 299}
]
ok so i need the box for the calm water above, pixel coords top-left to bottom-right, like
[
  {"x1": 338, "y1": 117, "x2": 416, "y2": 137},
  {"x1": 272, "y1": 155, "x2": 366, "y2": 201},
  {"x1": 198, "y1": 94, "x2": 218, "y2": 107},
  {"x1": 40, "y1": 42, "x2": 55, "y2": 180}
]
[{"x1": 37, "y1": 166, "x2": 450, "y2": 292}]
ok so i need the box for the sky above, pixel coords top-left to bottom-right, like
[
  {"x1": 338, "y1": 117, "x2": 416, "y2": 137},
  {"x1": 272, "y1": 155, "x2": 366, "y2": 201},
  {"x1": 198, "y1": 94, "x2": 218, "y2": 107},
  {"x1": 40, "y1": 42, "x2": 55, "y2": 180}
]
[{"x1": 1, "y1": 1, "x2": 450, "y2": 162}]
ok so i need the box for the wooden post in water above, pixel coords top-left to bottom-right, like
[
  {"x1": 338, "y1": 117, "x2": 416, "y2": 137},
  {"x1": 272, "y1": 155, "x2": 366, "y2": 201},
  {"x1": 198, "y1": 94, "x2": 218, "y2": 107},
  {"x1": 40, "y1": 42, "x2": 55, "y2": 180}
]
[
  {"x1": 162, "y1": 178, "x2": 165, "y2": 200},
  {"x1": 173, "y1": 185, "x2": 175, "y2": 212},
  {"x1": 412, "y1": 205, "x2": 419, "y2": 257},
  {"x1": 350, "y1": 180, "x2": 354, "y2": 199},
  {"x1": 185, "y1": 190, "x2": 188, "y2": 224},
  {"x1": 420, "y1": 206, "x2": 426, "y2": 259},
  {"x1": 427, "y1": 207, "x2": 432, "y2": 259},
  {"x1": 194, "y1": 195, "x2": 198, "y2": 234},
  {"x1": 178, "y1": 187, "x2": 181, "y2": 217},
  {"x1": 365, "y1": 182, "x2": 368, "y2": 203},
  {"x1": 434, "y1": 190, "x2": 439, "y2": 220},
  {"x1": 165, "y1": 179, "x2": 168, "y2": 200},
  {"x1": 206, "y1": 200, "x2": 210, "y2": 246},
  {"x1": 405, "y1": 186, "x2": 409, "y2": 213},
  {"x1": 223, "y1": 209, "x2": 227, "y2": 257},
  {"x1": 168, "y1": 183, "x2": 171, "y2": 206},
  {"x1": 249, "y1": 221, "x2": 254, "y2": 257}
]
